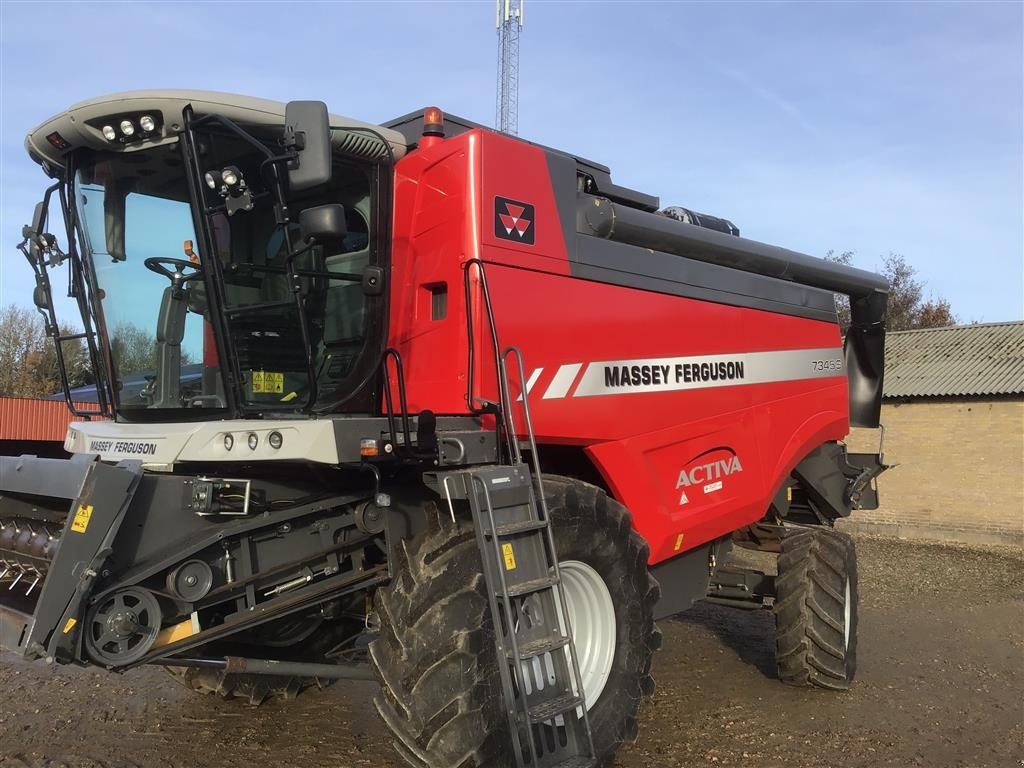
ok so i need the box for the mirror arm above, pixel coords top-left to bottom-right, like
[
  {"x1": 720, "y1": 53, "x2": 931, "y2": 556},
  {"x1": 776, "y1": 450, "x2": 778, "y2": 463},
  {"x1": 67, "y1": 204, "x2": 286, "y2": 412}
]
[{"x1": 188, "y1": 113, "x2": 279, "y2": 162}]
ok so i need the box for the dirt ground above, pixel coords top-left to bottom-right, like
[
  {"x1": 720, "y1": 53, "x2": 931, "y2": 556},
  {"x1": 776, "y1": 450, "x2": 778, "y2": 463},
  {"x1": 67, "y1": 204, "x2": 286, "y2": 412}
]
[{"x1": 1, "y1": 535, "x2": 1021, "y2": 768}]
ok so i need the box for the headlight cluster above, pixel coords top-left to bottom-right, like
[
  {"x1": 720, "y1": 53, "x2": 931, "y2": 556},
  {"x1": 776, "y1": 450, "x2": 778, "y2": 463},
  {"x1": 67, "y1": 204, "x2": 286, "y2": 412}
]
[
  {"x1": 100, "y1": 114, "x2": 160, "y2": 143},
  {"x1": 204, "y1": 164, "x2": 253, "y2": 215}
]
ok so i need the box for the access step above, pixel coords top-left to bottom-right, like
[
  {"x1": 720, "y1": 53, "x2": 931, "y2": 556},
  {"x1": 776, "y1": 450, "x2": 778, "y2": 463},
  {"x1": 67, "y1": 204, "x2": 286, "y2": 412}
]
[
  {"x1": 454, "y1": 461, "x2": 595, "y2": 768},
  {"x1": 512, "y1": 634, "x2": 571, "y2": 660},
  {"x1": 503, "y1": 574, "x2": 559, "y2": 598},
  {"x1": 529, "y1": 692, "x2": 586, "y2": 723},
  {"x1": 487, "y1": 519, "x2": 550, "y2": 537},
  {"x1": 550, "y1": 758, "x2": 596, "y2": 768}
]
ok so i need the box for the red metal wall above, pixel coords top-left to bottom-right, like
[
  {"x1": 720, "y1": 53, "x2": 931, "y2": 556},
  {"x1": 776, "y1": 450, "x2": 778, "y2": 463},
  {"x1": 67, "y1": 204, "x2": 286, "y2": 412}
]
[{"x1": 0, "y1": 398, "x2": 102, "y2": 441}]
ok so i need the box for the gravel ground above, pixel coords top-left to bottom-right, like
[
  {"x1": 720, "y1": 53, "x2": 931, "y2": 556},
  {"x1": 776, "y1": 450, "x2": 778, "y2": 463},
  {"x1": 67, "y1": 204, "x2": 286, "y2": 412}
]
[{"x1": 1, "y1": 535, "x2": 1021, "y2": 768}]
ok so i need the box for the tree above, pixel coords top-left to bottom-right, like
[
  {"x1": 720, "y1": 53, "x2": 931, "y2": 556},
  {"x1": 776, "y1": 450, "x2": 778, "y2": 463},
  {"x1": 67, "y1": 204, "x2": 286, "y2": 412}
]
[
  {"x1": 0, "y1": 303, "x2": 89, "y2": 398},
  {"x1": 0, "y1": 304, "x2": 196, "y2": 399},
  {"x1": 109, "y1": 322, "x2": 159, "y2": 375},
  {"x1": 107, "y1": 322, "x2": 195, "y2": 375},
  {"x1": 825, "y1": 251, "x2": 956, "y2": 333}
]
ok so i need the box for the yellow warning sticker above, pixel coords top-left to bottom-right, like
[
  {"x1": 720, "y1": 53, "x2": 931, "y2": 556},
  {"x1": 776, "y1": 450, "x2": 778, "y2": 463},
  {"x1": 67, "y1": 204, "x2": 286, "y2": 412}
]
[
  {"x1": 787, "y1": 487, "x2": 793, "y2": 501},
  {"x1": 674, "y1": 533, "x2": 685, "y2": 551},
  {"x1": 501, "y1": 543, "x2": 517, "y2": 571},
  {"x1": 252, "y1": 370, "x2": 284, "y2": 394},
  {"x1": 70, "y1": 504, "x2": 93, "y2": 534},
  {"x1": 62, "y1": 618, "x2": 77, "y2": 635}
]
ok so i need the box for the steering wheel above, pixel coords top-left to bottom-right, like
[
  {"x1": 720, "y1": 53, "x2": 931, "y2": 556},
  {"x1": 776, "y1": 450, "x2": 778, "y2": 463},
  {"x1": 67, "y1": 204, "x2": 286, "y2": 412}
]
[
  {"x1": 144, "y1": 257, "x2": 204, "y2": 284},
  {"x1": 144, "y1": 257, "x2": 204, "y2": 300}
]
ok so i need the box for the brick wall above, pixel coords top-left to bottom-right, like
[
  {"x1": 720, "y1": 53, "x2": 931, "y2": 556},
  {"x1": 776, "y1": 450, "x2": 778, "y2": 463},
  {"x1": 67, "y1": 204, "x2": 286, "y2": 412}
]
[{"x1": 842, "y1": 398, "x2": 1024, "y2": 546}]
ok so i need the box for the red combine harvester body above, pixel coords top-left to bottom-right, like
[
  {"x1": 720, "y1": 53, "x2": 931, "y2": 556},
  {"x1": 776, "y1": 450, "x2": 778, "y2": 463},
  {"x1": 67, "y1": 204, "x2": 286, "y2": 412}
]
[
  {"x1": 2, "y1": 93, "x2": 889, "y2": 768},
  {"x1": 388, "y1": 125, "x2": 857, "y2": 563}
]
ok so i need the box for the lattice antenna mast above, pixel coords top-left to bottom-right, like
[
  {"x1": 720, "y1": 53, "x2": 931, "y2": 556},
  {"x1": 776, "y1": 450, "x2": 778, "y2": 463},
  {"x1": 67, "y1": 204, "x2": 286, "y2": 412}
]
[{"x1": 495, "y1": 0, "x2": 523, "y2": 135}]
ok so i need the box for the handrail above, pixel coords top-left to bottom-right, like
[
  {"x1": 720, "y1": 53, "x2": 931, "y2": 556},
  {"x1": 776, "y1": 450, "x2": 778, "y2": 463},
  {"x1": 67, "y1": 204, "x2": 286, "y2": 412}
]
[
  {"x1": 381, "y1": 347, "x2": 412, "y2": 452},
  {"x1": 463, "y1": 258, "x2": 518, "y2": 463}
]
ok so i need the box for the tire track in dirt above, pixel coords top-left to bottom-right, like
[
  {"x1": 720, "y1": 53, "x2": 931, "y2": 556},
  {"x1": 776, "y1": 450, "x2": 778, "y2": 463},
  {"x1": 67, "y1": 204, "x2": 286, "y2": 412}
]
[{"x1": 2, "y1": 537, "x2": 1021, "y2": 768}]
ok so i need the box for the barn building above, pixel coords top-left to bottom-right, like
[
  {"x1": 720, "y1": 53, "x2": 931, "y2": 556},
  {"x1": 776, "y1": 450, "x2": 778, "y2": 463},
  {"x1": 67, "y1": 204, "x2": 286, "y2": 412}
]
[{"x1": 845, "y1": 321, "x2": 1024, "y2": 546}]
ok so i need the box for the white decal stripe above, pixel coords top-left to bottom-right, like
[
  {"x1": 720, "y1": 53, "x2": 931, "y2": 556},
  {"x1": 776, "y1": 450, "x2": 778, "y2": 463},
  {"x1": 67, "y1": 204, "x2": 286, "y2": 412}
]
[
  {"x1": 542, "y1": 363, "x2": 583, "y2": 400},
  {"x1": 572, "y1": 347, "x2": 845, "y2": 398},
  {"x1": 516, "y1": 368, "x2": 544, "y2": 401},
  {"x1": 525, "y1": 367, "x2": 543, "y2": 394}
]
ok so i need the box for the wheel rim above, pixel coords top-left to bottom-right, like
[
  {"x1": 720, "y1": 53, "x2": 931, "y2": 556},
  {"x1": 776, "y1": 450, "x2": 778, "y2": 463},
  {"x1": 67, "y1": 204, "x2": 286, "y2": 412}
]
[
  {"x1": 843, "y1": 577, "x2": 851, "y2": 650},
  {"x1": 558, "y1": 560, "x2": 617, "y2": 710}
]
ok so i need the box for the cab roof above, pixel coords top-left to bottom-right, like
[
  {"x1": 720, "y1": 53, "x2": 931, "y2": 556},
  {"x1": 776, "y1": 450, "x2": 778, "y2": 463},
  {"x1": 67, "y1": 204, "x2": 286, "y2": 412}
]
[{"x1": 25, "y1": 89, "x2": 409, "y2": 173}]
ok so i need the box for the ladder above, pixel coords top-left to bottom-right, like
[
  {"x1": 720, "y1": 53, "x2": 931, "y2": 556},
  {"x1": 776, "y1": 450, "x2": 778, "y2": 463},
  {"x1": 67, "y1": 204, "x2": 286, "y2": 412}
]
[{"x1": 441, "y1": 345, "x2": 596, "y2": 768}]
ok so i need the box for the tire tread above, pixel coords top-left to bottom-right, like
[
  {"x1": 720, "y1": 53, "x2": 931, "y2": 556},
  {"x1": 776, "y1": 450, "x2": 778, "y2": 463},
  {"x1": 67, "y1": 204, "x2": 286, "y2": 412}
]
[{"x1": 773, "y1": 528, "x2": 857, "y2": 691}]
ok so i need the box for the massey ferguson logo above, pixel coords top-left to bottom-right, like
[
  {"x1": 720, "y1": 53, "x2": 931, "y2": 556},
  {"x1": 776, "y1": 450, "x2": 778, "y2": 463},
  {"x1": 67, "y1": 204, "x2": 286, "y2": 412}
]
[
  {"x1": 675, "y1": 447, "x2": 743, "y2": 505},
  {"x1": 494, "y1": 196, "x2": 535, "y2": 244}
]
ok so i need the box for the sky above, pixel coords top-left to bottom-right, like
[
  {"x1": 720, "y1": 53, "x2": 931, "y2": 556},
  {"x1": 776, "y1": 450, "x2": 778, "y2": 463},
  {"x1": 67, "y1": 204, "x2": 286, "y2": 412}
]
[{"x1": 1, "y1": 0, "x2": 1021, "y2": 325}]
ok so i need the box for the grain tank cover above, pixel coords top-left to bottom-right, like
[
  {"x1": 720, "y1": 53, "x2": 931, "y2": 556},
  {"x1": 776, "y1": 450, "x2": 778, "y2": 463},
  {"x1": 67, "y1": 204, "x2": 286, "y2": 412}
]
[{"x1": 25, "y1": 90, "x2": 409, "y2": 173}]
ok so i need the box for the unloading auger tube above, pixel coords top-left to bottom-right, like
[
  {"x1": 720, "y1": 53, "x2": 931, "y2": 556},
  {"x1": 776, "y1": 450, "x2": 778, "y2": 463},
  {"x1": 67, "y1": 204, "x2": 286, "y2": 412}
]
[{"x1": 580, "y1": 194, "x2": 889, "y2": 428}]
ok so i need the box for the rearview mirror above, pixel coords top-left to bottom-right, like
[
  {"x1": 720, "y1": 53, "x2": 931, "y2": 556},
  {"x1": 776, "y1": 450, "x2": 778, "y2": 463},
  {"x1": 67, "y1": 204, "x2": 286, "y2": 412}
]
[
  {"x1": 26, "y1": 202, "x2": 47, "y2": 259},
  {"x1": 30, "y1": 201, "x2": 47, "y2": 236},
  {"x1": 299, "y1": 204, "x2": 347, "y2": 245},
  {"x1": 285, "y1": 100, "x2": 332, "y2": 193},
  {"x1": 33, "y1": 283, "x2": 51, "y2": 311},
  {"x1": 103, "y1": 184, "x2": 127, "y2": 261}
]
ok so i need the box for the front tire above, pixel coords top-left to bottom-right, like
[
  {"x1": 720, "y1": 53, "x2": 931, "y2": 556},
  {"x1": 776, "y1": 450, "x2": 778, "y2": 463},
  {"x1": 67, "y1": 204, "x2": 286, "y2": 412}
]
[
  {"x1": 369, "y1": 477, "x2": 661, "y2": 768},
  {"x1": 774, "y1": 528, "x2": 858, "y2": 690}
]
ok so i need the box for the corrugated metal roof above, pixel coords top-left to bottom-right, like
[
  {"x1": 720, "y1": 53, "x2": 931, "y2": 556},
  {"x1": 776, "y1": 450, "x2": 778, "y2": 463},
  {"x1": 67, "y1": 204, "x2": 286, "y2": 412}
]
[
  {"x1": 883, "y1": 321, "x2": 1024, "y2": 398},
  {"x1": 0, "y1": 397, "x2": 104, "y2": 441}
]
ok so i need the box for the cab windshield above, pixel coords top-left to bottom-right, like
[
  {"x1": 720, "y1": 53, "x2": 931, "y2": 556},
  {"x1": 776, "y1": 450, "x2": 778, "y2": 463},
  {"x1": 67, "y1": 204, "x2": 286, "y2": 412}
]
[
  {"x1": 75, "y1": 134, "x2": 376, "y2": 416},
  {"x1": 76, "y1": 144, "x2": 214, "y2": 413}
]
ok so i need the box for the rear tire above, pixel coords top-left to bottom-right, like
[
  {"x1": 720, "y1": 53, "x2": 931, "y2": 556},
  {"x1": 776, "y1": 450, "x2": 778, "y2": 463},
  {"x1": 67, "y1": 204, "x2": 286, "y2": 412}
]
[
  {"x1": 774, "y1": 527, "x2": 858, "y2": 690},
  {"x1": 369, "y1": 477, "x2": 661, "y2": 768}
]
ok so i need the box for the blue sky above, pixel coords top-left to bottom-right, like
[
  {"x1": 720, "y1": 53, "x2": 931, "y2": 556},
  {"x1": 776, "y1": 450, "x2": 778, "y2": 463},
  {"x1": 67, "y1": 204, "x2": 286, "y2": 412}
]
[{"x1": 1, "y1": 0, "x2": 1021, "y2": 324}]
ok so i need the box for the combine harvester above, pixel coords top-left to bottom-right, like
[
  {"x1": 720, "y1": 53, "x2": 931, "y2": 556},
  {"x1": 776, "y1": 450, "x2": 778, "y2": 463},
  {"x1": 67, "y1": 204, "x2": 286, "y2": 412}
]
[{"x1": 1, "y1": 91, "x2": 888, "y2": 768}]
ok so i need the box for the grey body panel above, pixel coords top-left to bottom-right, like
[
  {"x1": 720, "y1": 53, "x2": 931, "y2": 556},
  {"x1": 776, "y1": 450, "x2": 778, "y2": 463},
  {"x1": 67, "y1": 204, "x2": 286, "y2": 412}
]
[
  {"x1": 64, "y1": 414, "x2": 492, "y2": 466},
  {"x1": 26, "y1": 90, "x2": 408, "y2": 173},
  {"x1": 574, "y1": 236, "x2": 838, "y2": 322},
  {"x1": 649, "y1": 540, "x2": 719, "y2": 620},
  {"x1": 0, "y1": 454, "x2": 95, "y2": 501},
  {"x1": 331, "y1": 415, "x2": 497, "y2": 466},
  {"x1": 96, "y1": 482, "x2": 369, "y2": 600}
]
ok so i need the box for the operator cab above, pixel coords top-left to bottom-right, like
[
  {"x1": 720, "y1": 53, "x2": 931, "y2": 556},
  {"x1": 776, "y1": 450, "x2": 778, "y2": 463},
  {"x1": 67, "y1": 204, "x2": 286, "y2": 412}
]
[{"x1": 20, "y1": 91, "x2": 407, "y2": 420}]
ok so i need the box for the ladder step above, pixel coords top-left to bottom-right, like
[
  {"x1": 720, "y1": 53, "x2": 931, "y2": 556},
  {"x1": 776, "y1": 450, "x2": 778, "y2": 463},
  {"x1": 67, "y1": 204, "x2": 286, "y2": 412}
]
[
  {"x1": 503, "y1": 575, "x2": 558, "y2": 598},
  {"x1": 510, "y1": 634, "x2": 570, "y2": 661},
  {"x1": 464, "y1": 456, "x2": 595, "y2": 763},
  {"x1": 528, "y1": 692, "x2": 585, "y2": 723},
  {"x1": 551, "y1": 758, "x2": 596, "y2": 768},
  {"x1": 487, "y1": 518, "x2": 548, "y2": 537}
]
